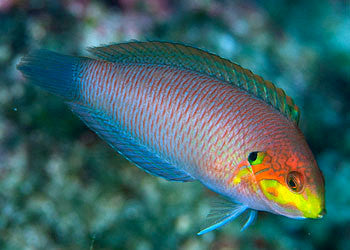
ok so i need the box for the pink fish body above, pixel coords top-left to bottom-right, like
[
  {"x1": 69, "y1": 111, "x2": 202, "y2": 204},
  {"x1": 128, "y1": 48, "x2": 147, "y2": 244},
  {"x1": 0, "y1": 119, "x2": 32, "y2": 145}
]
[{"x1": 18, "y1": 42, "x2": 325, "y2": 234}]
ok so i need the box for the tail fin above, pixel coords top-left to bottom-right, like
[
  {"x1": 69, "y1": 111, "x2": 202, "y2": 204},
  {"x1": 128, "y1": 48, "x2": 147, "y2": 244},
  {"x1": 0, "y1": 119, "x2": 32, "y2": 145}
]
[{"x1": 17, "y1": 50, "x2": 80, "y2": 100}]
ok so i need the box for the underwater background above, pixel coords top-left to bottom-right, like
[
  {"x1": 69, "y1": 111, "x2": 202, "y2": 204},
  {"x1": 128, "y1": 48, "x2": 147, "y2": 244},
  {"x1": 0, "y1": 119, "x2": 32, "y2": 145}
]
[{"x1": 0, "y1": 0, "x2": 349, "y2": 249}]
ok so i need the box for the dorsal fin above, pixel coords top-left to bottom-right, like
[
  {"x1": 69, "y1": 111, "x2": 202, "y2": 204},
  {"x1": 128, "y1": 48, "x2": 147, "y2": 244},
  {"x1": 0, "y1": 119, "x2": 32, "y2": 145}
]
[{"x1": 88, "y1": 41, "x2": 300, "y2": 124}]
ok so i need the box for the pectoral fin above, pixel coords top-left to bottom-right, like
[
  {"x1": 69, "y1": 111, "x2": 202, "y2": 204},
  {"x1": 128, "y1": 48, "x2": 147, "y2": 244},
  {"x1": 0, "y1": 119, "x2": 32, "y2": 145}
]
[{"x1": 197, "y1": 199, "x2": 257, "y2": 235}]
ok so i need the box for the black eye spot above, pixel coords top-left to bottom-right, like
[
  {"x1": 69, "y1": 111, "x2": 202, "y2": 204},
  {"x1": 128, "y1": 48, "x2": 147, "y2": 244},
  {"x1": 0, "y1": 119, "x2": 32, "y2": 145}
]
[{"x1": 248, "y1": 152, "x2": 258, "y2": 162}]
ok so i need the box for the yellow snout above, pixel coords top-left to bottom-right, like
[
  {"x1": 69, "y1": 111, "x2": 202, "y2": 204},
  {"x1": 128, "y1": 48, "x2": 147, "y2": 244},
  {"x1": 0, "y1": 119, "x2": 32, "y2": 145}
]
[{"x1": 260, "y1": 179, "x2": 325, "y2": 219}]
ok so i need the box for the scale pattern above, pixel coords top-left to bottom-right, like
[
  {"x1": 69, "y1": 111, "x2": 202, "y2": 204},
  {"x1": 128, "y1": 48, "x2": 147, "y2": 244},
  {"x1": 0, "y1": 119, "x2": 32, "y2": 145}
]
[
  {"x1": 74, "y1": 59, "x2": 299, "y2": 198},
  {"x1": 89, "y1": 42, "x2": 300, "y2": 124}
]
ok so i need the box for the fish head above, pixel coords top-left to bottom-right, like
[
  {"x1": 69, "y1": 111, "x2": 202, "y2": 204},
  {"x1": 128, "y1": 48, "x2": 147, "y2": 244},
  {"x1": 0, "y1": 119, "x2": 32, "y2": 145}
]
[{"x1": 247, "y1": 140, "x2": 325, "y2": 219}]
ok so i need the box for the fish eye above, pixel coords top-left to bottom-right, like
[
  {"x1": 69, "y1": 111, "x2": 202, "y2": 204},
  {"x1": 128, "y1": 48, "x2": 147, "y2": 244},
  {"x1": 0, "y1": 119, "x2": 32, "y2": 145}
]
[
  {"x1": 286, "y1": 171, "x2": 303, "y2": 192},
  {"x1": 248, "y1": 151, "x2": 266, "y2": 165}
]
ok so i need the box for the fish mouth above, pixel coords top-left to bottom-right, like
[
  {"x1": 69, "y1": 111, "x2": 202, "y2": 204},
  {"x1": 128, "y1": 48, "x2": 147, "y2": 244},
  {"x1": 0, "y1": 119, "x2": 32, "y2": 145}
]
[
  {"x1": 302, "y1": 203, "x2": 326, "y2": 219},
  {"x1": 316, "y1": 208, "x2": 326, "y2": 219}
]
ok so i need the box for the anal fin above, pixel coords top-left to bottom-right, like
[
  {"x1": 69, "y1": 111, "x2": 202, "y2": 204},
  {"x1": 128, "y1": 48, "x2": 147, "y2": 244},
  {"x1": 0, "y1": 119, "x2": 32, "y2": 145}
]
[{"x1": 67, "y1": 102, "x2": 194, "y2": 182}]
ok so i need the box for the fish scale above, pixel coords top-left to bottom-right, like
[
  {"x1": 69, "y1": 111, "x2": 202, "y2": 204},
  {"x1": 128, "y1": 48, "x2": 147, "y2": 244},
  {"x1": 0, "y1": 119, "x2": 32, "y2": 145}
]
[
  {"x1": 79, "y1": 61, "x2": 275, "y2": 187},
  {"x1": 17, "y1": 42, "x2": 325, "y2": 234}
]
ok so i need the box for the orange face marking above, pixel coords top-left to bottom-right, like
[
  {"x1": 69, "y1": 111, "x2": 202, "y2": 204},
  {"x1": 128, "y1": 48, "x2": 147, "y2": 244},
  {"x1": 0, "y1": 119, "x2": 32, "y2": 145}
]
[
  {"x1": 250, "y1": 149, "x2": 306, "y2": 186},
  {"x1": 266, "y1": 187, "x2": 278, "y2": 197}
]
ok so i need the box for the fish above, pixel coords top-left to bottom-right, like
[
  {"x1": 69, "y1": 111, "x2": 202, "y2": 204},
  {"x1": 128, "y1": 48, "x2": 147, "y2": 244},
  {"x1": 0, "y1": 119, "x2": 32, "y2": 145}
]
[{"x1": 17, "y1": 41, "x2": 325, "y2": 235}]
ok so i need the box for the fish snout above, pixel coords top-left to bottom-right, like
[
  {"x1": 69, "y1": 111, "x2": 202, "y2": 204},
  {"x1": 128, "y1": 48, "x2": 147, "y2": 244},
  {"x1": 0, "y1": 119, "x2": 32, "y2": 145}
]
[{"x1": 317, "y1": 208, "x2": 327, "y2": 218}]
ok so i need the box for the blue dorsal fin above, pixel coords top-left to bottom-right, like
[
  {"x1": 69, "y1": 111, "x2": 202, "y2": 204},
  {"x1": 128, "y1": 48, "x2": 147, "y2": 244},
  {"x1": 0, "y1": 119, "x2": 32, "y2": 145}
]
[
  {"x1": 66, "y1": 102, "x2": 195, "y2": 182},
  {"x1": 88, "y1": 41, "x2": 300, "y2": 125},
  {"x1": 197, "y1": 198, "x2": 256, "y2": 235}
]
